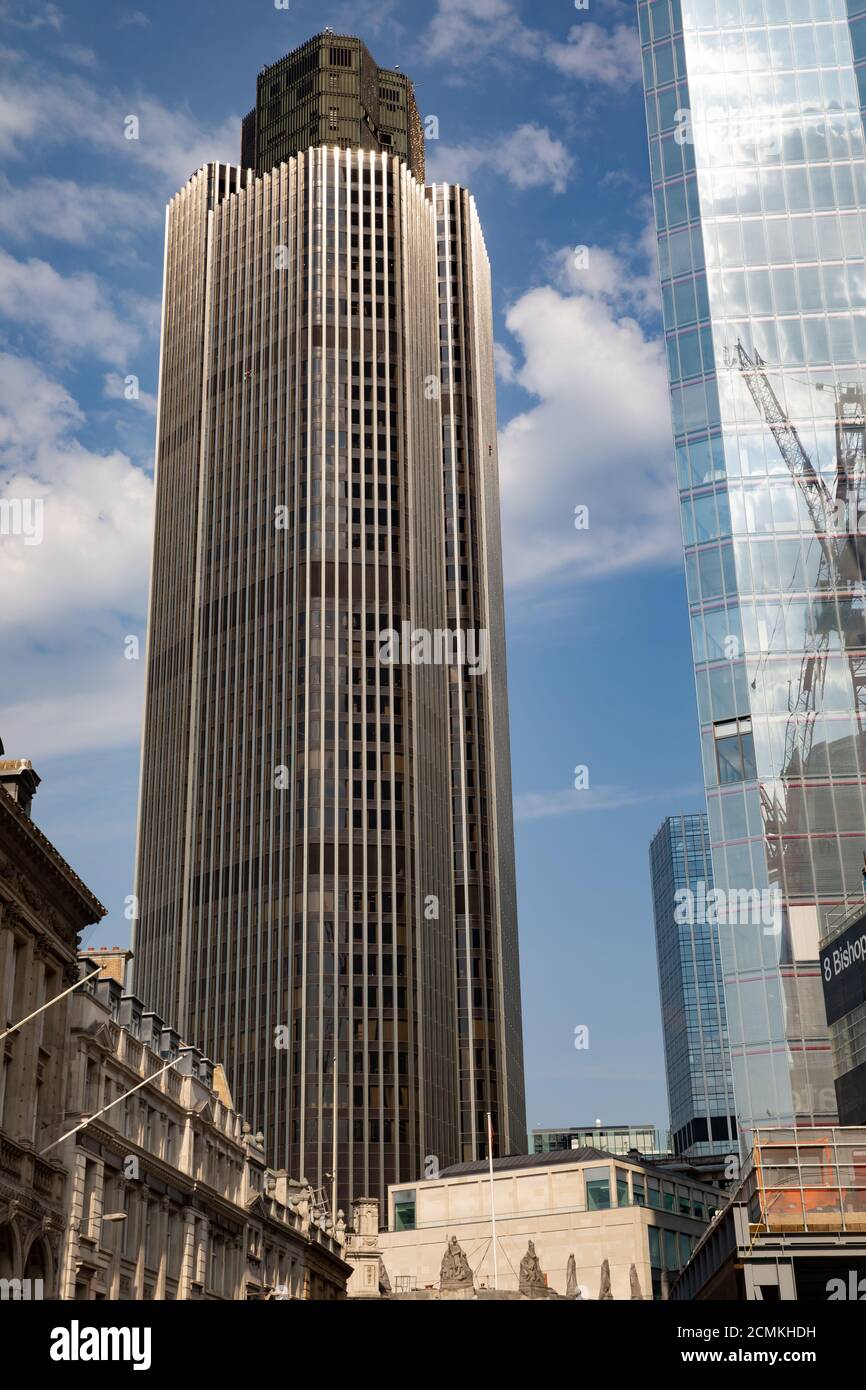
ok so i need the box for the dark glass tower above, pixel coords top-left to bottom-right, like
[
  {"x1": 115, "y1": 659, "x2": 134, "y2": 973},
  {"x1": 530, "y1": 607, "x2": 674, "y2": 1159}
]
[
  {"x1": 241, "y1": 33, "x2": 425, "y2": 183},
  {"x1": 133, "y1": 35, "x2": 524, "y2": 1208},
  {"x1": 649, "y1": 813, "x2": 737, "y2": 1158}
]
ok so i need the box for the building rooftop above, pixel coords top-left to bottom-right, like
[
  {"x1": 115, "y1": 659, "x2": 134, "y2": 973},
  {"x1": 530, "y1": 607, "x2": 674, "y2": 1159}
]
[{"x1": 440, "y1": 1147, "x2": 621, "y2": 1178}]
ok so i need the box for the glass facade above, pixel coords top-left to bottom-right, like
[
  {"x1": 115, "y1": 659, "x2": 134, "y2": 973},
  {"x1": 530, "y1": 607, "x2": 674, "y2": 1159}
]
[
  {"x1": 640, "y1": 0, "x2": 866, "y2": 1137},
  {"x1": 532, "y1": 1123, "x2": 668, "y2": 1154},
  {"x1": 649, "y1": 814, "x2": 737, "y2": 1156}
]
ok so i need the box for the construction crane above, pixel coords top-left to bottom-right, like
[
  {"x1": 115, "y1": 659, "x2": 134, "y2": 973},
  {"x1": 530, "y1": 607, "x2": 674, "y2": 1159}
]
[{"x1": 728, "y1": 343, "x2": 866, "y2": 867}]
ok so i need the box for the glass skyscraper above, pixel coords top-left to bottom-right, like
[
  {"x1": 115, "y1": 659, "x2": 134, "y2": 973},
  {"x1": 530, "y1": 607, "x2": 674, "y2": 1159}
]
[
  {"x1": 640, "y1": 0, "x2": 866, "y2": 1137},
  {"x1": 649, "y1": 814, "x2": 737, "y2": 1156}
]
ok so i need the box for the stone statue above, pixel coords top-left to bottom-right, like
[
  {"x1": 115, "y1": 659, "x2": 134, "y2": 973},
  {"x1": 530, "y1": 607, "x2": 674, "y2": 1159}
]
[
  {"x1": 565, "y1": 1253, "x2": 578, "y2": 1299},
  {"x1": 335, "y1": 1209, "x2": 346, "y2": 1245},
  {"x1": 519, "y1": 1239, "x2": 546, "y2": 1296},
  {"x1": 629, "y1": 1263, "x2": 643, "y2": 1300},
  {"x1": 598, "y1": 1258, "x2": 614, "y2": 1300},
  {"x1": 440, "y1": 1235, "x2": 474, "y2": 1291},
  {"x1": 292, "y1": 1185, "x2": 313, "y2": 1237}
]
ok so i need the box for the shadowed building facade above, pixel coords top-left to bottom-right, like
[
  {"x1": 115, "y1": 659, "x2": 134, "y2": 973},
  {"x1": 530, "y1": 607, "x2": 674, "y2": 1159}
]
[
  {"x1": 134, "y1": 34, "x2": 524, "y2": 1208},
  {"x1": 649, "y1": 813, "x2": 737, "y2": 1159}
]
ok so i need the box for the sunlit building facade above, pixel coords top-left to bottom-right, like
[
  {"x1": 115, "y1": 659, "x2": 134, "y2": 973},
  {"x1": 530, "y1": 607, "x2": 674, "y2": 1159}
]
[
  {"x1": 640, "y1": 0, "x2": 866, "y2": 1137},
  {"x1": 134, "y1": 34, "x2": 524, "y2": 1207}
]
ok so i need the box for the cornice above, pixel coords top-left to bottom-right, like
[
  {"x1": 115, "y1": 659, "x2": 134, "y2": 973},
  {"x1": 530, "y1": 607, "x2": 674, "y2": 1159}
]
[{"x1": 0, "y1": 788, "x2": 106, "y2": 930}]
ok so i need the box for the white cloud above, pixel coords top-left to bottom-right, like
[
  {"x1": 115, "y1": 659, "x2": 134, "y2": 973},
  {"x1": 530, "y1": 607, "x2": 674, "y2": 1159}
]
[
  {"x1": 58, "y1": 43, "x2": 98, "y2": 68},
  {"x1": 0, "y1": 47, "x2": 239, "y2": 193},
  {"x1": 0, "y1": 353, "x2": 153, "y2": 631},
  {"x1": 422, "y1": 1, "x2": 642, "y2": 87},
  {"x1": 0, "y1": 174, "x2": 157, "y2": 245},
  {"x1": 546, "y1": 22, "x2": 642, "y2": 87},
  {"x1": 494, "y1": 341, "x2": 517, "y2": 383},
  {"x1": 0, "y1": 248, "x2": 152, "y2": 363},
  {"x1": 0, "y1": 652, "x2": 145, "y2": 759},
  {"x1": 424, "y1": 0, "x2": 541, "y2": 64},
  {"x1": 427, "y1": 123, "x2": 573, "y2": 194},
  {"x1": 117, "y1": 8, "x2": 150, "y2": 26},
  {"x1": 554, "y1": 231, "x2": 660, "y2": 317},
  {"x1": 516, "y1": 782, "x2": 704, "y2": 822},
  {"x1": 0, "y1": 1, "x2": 62, "y2": 30},
  {"x1": 497, "y1": 241, "x2": 679, "y2": 590},
  {"x1": 104, "y1": 370, "x2": 158, "y2": 417},
  {"x1": 0, "y1": 355, "x2": 152, "y2": 758}
]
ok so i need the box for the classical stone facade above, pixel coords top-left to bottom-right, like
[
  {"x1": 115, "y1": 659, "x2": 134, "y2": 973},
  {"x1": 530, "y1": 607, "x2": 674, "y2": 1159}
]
[
  {"x1": 0, "y1": 758, "x2": 105, "y2": 1299},
  {"x1": 1, "y1": 759, "x2": 349, "y2": 1300},
  {"x1": 59, "y1": 952, "x2": 351, "y2": 1300}
]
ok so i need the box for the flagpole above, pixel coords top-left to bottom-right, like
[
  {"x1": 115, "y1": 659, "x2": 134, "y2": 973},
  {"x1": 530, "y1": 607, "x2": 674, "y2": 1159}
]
[
  {"x1": 331, "y1": 1053, "x2": 338, "y2": 1224},
  {"x1": 487, "y1": 1111, "x2": 498, "y2": 1291}
]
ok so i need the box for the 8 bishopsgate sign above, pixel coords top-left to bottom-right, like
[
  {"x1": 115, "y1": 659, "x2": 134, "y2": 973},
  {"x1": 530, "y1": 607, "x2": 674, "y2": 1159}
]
[
  {"x1": 820, "y1": 908, "x2": 866, "y2": 1123},
  {"x1": 820, "y1": 914, "x2": 866, "y2": 1028}
]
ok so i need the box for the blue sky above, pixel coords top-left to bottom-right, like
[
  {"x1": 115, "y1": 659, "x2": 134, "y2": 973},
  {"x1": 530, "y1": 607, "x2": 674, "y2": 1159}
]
[{"x1": 0, "y1": 0, "x2": 707, "y2": 1136}]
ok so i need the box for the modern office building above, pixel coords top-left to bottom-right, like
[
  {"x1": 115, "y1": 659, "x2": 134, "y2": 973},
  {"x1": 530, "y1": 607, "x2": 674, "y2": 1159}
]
[
  {"x1": 819, "y1": 898, "x2": 866, "y2": 1120},
  {"x1": 672, "y1": 1125, "x2": 866, "y2": 1299},
  {"x1": 532, "y1": 1123, "x2": 668, "y2": 1156},
  {"x1": 377, "y1": 1149, "x2": 721, "y2": 1300},
  {"x1": 640, "y1": 0, "x2": 866, "y2": 1136},
  {"x1": 432, "y1": 184, "x2": 525, "y2": 1160},
  {"x1": 133, "y1": 33, "x2": 524, "y2": 1211},
  {"x1": 649, "y1": 814, "x2": 737, "y2": 1158}
]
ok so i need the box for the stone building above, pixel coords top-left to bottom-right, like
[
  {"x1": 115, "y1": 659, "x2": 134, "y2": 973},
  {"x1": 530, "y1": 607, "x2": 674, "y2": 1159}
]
[
  {"x1": 359, "y1": 1149, "x2": 723, "y2": 1299},
  {"x1": 1, "y1": 756, "x2": 349, "y2": 1299},
  {"x1": 0, "y1": 757, "x2": 105, "y2": 1298},
  {"x1": 60, "y1": 950, "x2": 351, "y2": 1300}
]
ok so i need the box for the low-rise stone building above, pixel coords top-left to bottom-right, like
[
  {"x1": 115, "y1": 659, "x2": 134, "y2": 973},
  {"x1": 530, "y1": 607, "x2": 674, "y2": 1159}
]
[
  {"x1": 354, "y1": 1149, "x2": 723, "y2": 1299},
  {"x1": 0, "y1": 757, "x2": 105, "y2": 1298},
  {"x1": 0, "y1": 756, "x2": 350, "y2": 1300},
  {"x1": 60, "y1": 949, "x2": 351, "y2": 1300}
]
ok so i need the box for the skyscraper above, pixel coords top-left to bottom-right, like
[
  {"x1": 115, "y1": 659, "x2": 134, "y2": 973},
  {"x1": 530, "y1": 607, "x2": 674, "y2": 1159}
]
[
  {"x1": 649, "y1": 813, "x2": 737, "y2": 1157},
  {"x1": 640, "y1": 0, "x2": 866, "y2": 1137},
  {"x1": 133, "y1": 33, "x2": 524, "y2": 1208}
]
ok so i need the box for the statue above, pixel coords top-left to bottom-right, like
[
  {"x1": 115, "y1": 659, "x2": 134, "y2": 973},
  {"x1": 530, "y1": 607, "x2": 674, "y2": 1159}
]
[
  {"x1": 439, "y1": 1235, "x2": 474, "y2": 1291},
  {"x1": 518, "y1": 1239, "x2": 546, "y2": 1296},
  {"x1": 629, "y1": 1263, "x2": 643, "y2": 1300},
  {"x1": 565, "y1": 1253, "x2": 579, "y2": 1299},
  {"x1": 378, "y1": 1257, "x2": 392, "y2": 1295},
  {"x1": 598, "y1": 1258, "x2": 614, "y2": 1300},
  {"x1": 291, "y1": 1185, "x2": 313, "y2": 1237},
  {"x1": 335, "y1": 1209, "x2": 346, "y2": 1245}
]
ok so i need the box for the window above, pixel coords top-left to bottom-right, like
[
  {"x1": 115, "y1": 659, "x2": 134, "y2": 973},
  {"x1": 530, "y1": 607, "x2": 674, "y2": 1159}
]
[
  {"x1": 585, "y1": 1166, "x2": 611, "y2": 1211},
  {"x1": 633, "y1": 1174, "x2": 647, "y2": 1206},
  {"x1": 394, "y1": 1189, "x2": 416, "y2": 1231},
  {"x1": 616, "y1": 1168, "x2": 629, "y2": 1206},
  {"x1": 714, "y1": 717, "x2": 756, "y2": 784}
]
